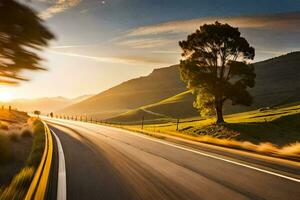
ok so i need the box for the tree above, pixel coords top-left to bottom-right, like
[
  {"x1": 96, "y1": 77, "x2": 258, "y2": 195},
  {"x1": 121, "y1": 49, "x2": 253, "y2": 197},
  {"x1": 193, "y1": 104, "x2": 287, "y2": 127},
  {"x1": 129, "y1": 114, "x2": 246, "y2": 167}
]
[
  {"x1": 34, "y1": 110, "x2": 41, "y2": 117},
  {"x1": 0, "y1": 0, "x2": 55, "y2": 85},
  {"x1": 179, "y1": 22, "x2": 255, "y2": 124}
]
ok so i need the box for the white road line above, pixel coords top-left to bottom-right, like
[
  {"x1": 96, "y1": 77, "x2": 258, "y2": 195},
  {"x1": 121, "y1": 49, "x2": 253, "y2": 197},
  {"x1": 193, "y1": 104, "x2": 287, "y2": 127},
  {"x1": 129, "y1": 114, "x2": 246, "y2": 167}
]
[
  {"x1": 47, "y1": 119, "x2": 300, "y2": 184},
  {"x1": 51, "y1": 129, "x2": 67, "y2": 200},
  {"x1": 102, "y1": 125, "x2": 300, "y2": 183}
]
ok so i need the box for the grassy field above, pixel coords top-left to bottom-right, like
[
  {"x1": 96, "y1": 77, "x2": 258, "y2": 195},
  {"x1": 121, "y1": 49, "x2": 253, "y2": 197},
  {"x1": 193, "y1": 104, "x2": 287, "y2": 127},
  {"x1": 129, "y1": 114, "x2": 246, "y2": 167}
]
[
  {"x1": 0, "y1": 108, "x2": 46, "y2": 199},
  {"x1": 118, "y1": 103, "x2": 300, "y2": 158},
  {"x1": 109, "y1": 91, "x2": 198, "y2": 122},
  {"x1": 0, "y1": 109, "x2": 31, "y2": 171},
  {"x1": 105, "y1": 52, "x2": 300, "y2": 123},
  {"x1": 0, "y1": 118, "x2": 45, "y2": 200}
]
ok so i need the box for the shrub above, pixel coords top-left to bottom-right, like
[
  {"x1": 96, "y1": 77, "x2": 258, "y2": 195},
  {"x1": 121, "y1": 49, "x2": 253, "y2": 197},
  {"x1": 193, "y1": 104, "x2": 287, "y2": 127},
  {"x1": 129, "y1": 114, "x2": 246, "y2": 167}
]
[
  {"x1": 0, "y1": 123, "x2": 9, "y2": 130},
  {"x1": 0, "y1": 133, "x2": 12, "y2": 163},
  {"x1": 21, "y1": 129, "x2": 32, "y2": 138},
  {"x1": 0, "y1": 119, "x2": 46, "y2": 199},
  {"x1": 26, "y1": 120, "x2": 45, "y2": 167},
  {"x1": 8, "y1": 132, "x2": 19, "y2": 142}
]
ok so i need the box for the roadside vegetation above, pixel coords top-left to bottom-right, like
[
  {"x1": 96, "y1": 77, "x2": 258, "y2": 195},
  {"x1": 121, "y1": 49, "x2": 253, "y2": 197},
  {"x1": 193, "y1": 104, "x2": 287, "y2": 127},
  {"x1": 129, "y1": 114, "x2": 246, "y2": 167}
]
[
  {"x1": 0, "y1": 1, "x2": 53, "y2": 197},
  {"x1": 0, "y1": 116, "x2": 45, "y2": 200},
  {"x1": 117, "y1": 103, "x2": 300, "y2": 160},
  {"x1": 100, "y1": 23, "x2": 299, "y2": 161}
]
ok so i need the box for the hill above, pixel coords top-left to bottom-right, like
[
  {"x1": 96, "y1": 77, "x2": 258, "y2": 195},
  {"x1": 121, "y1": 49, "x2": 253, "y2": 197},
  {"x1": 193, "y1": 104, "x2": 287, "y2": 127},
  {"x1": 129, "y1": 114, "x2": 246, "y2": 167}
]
[
  {"x1": 4, "y1": 94, "x2": 92, "y2": 114},
  {"x1": 59, "y1": 52, "x2": 300, "y2": 121},
  {"x1": 58, "y1": 65, "x2": 186, "y2": 119},
  {"x1": 108, "y1": 52, "x2": 300, "y2": 122},
  {"x1": 109, "y1": 91, "x2": 198, "y2": 123}
]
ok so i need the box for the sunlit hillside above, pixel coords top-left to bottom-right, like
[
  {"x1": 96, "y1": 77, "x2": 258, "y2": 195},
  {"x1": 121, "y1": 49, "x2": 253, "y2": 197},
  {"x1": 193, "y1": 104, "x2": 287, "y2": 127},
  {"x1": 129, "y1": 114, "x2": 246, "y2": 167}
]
[
  {"x1": 122, "y1": 103, "x2": 300, "y2": 147},
  {"x1": 3, "y1": 94, "x2": 92, "y2": 113},
  {"x1": 108, "y1": 91, "x2": 197, "y2": 123},
  {"x1": 58, "y1": 65, "x2": 186, "y2": 119},
  {"x1": 108, "y1": 52, "x2": 300, "y2": 122}
]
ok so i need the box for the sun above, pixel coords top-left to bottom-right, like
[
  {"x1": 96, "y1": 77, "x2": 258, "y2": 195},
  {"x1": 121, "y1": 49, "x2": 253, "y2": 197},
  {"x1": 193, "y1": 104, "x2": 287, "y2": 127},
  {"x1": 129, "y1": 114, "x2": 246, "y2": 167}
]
[{"x1": 0, "y1": 90, "x2": 13, "y2": 102}]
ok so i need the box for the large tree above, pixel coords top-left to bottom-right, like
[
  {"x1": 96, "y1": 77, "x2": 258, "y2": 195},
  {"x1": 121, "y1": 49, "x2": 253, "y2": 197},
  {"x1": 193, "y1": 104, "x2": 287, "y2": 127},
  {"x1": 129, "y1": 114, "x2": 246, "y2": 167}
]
[
  {"x1": 179, "y1": 22, "x2": 255, "y2": 124},
  {"x1": 0, "y1": 0, "x2": 55, "y2": 85}
]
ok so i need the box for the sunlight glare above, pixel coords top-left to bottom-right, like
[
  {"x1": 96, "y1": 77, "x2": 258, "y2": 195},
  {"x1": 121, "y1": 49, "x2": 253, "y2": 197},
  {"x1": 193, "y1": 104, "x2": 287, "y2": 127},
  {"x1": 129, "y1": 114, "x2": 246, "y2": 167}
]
[{"x1": 0, "y1": 88, "x2": 13, "y2": 102}]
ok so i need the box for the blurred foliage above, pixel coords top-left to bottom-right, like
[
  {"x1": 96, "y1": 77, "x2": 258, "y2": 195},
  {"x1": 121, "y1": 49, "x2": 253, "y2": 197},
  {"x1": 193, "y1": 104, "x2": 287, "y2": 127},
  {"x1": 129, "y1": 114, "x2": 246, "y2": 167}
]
[{"x1": 0, "y1": 0, "x2": 55, "y2": 85}]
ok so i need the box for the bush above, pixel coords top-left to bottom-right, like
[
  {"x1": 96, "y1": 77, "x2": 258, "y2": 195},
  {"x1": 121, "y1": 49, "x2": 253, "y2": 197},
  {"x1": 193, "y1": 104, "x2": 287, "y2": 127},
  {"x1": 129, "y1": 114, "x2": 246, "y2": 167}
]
[
  {"x1": 0, "y1": 123, "x2": 9, "y2": 130},
  {"x1": 0, "y1": 133, "x2": 12, "y2": 164},
  {"x1": 8, "y1": 132, "x2": 19, "y2": 142},
  {"x1": 26, "y1": 120, "x2": 45, "y2": 167},
  {"x1": 21, "y1": 129, "x2": 32, "y2": 138},
  {"x1": 0, "y1": 119, "x2": 46, "y2": 199}
]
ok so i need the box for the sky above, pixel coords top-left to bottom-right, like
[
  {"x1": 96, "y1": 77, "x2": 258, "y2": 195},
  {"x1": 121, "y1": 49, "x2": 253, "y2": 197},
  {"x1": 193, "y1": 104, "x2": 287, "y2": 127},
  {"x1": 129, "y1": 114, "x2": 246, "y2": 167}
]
[{"x1": 2, "y1": 0, "x2": 300, "y2": 101}]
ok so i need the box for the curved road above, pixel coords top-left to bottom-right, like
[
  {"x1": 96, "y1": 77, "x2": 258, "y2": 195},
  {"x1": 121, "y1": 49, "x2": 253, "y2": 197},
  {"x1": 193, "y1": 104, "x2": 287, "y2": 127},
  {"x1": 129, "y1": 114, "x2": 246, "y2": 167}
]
[{"x1": 45, "y1": 118, "x2": 300, "y2": 200}]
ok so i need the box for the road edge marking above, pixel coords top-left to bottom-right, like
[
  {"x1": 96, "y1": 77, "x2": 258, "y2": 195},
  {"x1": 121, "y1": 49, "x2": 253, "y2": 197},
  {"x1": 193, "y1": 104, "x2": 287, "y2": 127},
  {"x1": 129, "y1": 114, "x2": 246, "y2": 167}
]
[
  {"x1": 51, "y1": 128, "x2": 67, "y2": 200},
  {"x1": 102, "y1": 125, "x2": 300, "y2": 183},
  {"x1": 45, "y1": 119, "x2": 300, "y2": 184},
  {"x1": 25, "y1": 121, "x2": 53, "y2": 200}
]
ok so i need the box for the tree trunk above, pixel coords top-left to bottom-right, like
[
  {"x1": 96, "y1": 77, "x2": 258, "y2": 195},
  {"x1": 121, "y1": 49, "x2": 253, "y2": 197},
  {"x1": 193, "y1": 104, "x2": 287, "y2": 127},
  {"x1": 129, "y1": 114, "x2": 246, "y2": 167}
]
[{"x1": 215, "y1": 101, "x2": 225, "y2": 124}]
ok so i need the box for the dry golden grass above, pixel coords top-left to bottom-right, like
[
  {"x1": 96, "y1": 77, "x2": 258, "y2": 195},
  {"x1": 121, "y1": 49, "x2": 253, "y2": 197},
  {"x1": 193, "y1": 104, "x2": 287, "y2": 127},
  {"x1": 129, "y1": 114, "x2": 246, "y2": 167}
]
[
  {"x1": 0, "y1": 118, "x2": 45, "y2": 199},
  {"x1": 279, "y1": 142, "x2": 300, "y2": 156},
  {"x1": 0, "y1": 167, "x2": 34, "y2": 200},
  {"x1": 114, "y1": 104, "x2": 300, "y2": 159}
]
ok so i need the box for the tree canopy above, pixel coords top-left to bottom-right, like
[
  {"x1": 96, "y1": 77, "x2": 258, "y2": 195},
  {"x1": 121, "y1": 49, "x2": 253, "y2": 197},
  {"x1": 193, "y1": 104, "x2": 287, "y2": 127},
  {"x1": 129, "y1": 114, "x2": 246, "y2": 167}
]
[
  {"x1": 179, "y1": 22, "x2": 255, "y2": 124},
  {"x1": 0, "y1": 0, "x2": 55, "y2": 85}
]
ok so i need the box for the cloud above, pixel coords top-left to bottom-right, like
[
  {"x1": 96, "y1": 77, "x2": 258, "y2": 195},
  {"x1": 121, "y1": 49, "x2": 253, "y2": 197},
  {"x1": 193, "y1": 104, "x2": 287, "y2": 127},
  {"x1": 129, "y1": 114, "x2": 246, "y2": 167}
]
[
  {"x1": 126, "y1": 12, "x2": 300, "y2": 37},
  {"x1": 256, "y1": 49, "x2": 288, "y2": 56},
  {"x1": 39, "y1": 0, "x2": 82, "y2": 19},
  {"x1": 49, "y1": 51, "x2": 171, "y2": 66},
  {"x1": 150, "y1": 50, "x2": 180, "y2": 54},
  {"x1": 116, "y1": 12, "x2": 300, "y2": 62},
  {"x1": 118, "y1": 38, "x2": 176, "y2": 49},
  {"x1": 51, "y1": 44, "x2": 98, "y2": 49}
]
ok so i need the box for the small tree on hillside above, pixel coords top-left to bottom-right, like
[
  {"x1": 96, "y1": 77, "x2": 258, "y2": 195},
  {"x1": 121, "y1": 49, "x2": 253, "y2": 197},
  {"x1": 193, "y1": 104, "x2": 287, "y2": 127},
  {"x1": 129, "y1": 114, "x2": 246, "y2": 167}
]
[
  {"x1": 34, "y1": 110, "x2": 41, "y2": 117},
  {"x1": 179, "y1": 22, "x2": 255, "y2": 124},
  {"x1": 0, "y1": 0, "x2": 55, "y2": 85}
]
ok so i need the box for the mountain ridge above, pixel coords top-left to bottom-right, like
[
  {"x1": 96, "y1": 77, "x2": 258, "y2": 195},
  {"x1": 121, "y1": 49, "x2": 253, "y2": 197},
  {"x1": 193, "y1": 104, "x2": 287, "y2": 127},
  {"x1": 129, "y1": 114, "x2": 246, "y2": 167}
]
[{"x1": 58, "y1": 52, "x2": 300, "y2": 120}]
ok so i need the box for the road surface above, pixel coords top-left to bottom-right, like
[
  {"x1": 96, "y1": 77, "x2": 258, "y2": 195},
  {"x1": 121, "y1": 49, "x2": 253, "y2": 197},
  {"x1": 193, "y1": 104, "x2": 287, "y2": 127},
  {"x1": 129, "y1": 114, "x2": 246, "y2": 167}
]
[{"x1": 45, "y1": 118, "x2": 300, "y2": 200}]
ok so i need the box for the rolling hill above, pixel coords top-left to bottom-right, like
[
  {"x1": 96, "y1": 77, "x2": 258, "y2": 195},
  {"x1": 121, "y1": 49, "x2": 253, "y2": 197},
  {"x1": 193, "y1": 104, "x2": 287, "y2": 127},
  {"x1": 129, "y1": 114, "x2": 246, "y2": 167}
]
[
  {"x1": 58, "y1": 65, "x2": 187, "y2": 119},
  {"x1": 59, "y1": 52, "x2": 300, "y2": 121},
  {"x1": 108, "y1": 91, "x2": 198, "y2": 123},
  {"x1": 4, "y1": 94, "x2": 92, "y2": 113}
]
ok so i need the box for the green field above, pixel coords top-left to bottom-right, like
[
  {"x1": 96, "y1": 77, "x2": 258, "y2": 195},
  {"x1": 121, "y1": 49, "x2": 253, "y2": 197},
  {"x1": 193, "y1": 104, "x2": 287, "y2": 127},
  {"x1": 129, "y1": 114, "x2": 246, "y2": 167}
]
[
  {"x1": 118, "y1": 103, "x2": 300, "y2": 157},
  {"x1": 109, "y1": 91, "x2": 198, "y2": 123},
  {"x1": 59, "y1": 52, "x2": 300, "y2": 121}
]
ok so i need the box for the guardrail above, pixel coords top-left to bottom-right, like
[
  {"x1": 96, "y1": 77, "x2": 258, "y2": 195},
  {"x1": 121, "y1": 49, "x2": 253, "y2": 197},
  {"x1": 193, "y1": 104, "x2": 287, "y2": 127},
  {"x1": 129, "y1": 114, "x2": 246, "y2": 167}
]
[{"x1": 25, "y1": 122, "x2": 53, "y2": 200}]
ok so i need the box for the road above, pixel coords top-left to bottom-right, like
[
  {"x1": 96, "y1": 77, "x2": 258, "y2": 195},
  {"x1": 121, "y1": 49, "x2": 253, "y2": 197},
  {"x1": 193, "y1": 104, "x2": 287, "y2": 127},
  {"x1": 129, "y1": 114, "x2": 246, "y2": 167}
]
[{"x1": 45, "y1": 118, "x2": 300, "y2": 200}]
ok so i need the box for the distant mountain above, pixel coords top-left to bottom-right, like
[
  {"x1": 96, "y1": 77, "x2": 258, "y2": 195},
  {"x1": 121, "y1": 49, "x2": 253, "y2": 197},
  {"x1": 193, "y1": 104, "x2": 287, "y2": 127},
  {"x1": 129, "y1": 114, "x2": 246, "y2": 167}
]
[
  {"x1": 59, "y1": 52, "x2": 300, "y2": 121},
  {"x1": 58, "y1": 65, "x2": 186, "y2": 119},
  {"x1": 4, "y1": 94, "x2": 93, "y2": 113}
]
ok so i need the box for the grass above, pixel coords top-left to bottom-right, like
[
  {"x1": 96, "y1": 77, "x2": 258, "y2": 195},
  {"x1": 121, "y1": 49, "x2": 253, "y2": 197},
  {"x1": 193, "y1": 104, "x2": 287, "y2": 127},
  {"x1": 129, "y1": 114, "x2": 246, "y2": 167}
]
[
  {"x1": 108, "y1": 91, "x2": 197, "y2": 123},
  {"x1": 26, "y1": 119, "x2": 45, "y2": 167},
  {"x1": 117, "y1": 103, "x2": 300, "y2": 159},
  {"x1": 0, "y1": 109, "x2": 30, "y2": 165},
  {"x1": 0, "y1": 133, "x2": 12, "y2": 164},
  {"x1": 21, "y1": 129, "x2": 32, "y2": 138},
  {"x1": 0, "y1": 118, "x2": 45, "y2": 200},
  {"x1": 0, "y1": 167, "x2": 34, "y2": 200}
]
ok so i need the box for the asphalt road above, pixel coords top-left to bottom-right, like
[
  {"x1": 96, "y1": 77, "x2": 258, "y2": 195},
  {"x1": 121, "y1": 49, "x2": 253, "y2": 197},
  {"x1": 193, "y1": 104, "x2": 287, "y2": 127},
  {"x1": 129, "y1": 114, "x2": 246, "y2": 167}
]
[{"x1": 46, "y1": 118, "x2": 300, "y2": 200}]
